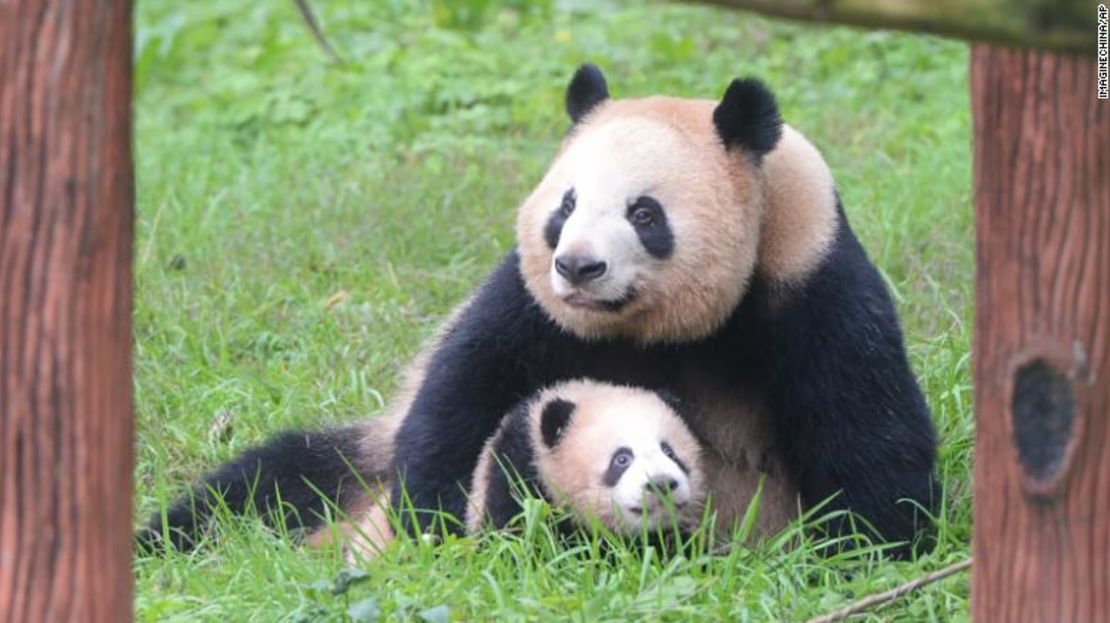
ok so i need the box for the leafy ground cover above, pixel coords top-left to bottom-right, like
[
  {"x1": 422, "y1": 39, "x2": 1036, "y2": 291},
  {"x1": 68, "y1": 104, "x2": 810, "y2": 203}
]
[{"x1": 133, "y1": 1, "x2": 973, "y2": 620}]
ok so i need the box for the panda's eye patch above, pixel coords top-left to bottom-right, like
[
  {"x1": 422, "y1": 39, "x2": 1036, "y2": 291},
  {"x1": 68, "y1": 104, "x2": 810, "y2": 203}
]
[
  {"x1": 660, "y1": 441, "x2": 676, "y2": 460},
  {"x1": 560, "y1": 189, "x2": 576, "y2": 217},
  {"x1": 544, "y1": 189, "x2": 576, "y2": 249},
  {"x1": 626, "y1": 196, "x2": 673, "y2": 260},
  {"x1": 613, "y1": 449, "x2": 633, "y2": 468},
  {"x1": 661, "y1": 440, "x2": 690, "y2": 475},
  {"x1": 603, "y1": 447, "x2": 634, "y2": 486},
  {"x1": 627, "y1": 196, "x2": 662, "y2": 227}
]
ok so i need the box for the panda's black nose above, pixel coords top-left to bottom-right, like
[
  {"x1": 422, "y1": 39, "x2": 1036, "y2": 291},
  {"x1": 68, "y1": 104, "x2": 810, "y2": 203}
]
[
  {"x1": 646, "y1": 476, "x2": 679, "y2": 493},
  {"x1": 554, "y1": 254, "x2": 608, "y2": 285}
]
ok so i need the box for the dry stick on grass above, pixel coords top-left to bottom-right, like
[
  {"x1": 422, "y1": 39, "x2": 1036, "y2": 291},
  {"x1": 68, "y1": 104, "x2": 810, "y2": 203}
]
[
  {"x1": 806, "y1": 558, "x2": 972, "y2": 623},
  {"x1": 291, "y1": 0, "x2": 345, "y2": 64}
]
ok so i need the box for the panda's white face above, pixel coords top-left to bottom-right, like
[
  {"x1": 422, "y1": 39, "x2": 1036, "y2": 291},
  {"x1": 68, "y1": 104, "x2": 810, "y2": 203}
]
[
  {"x1": 532, "y1": 381, "x2": 706, "y2": 535},
  {"x1": 517, "y1": 98, "x2": 766, "y2": 344},
  {"x1": 599, "y1": 425, "x2": 696, "y2": 533},
  {"x1": 545, "y1": 119, "x2": 681, "y2": 312}
]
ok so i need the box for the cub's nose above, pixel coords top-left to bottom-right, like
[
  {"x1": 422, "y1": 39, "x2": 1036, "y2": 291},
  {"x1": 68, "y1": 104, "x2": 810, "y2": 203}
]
[
  {"x1": 645, "y1": 476, "x2": 679, "y2": 493},
  {"x1": 554, "y1": 254, "x2": 608, "y2": 286}
]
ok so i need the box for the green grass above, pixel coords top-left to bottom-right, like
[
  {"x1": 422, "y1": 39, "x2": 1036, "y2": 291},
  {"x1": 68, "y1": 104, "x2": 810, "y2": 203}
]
[{"x1": 133, "y1": 0, "x2": 974, "y2": 620}]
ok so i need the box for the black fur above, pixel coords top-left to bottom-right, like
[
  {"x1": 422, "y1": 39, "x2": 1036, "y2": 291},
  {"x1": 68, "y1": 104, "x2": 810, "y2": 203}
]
[
  {"x1": 478, "y1": 401, "x2": 545, "y2": 529},
  {"x1": 137, "y1": 426, "x2": 368, "y2": 553},
  {"x1": 661, "y1": 442, "x2": 690, "y2": 476},
  {"x1": 712, "y1": 78, "x2": 782, "y2": 158},
  {"x1": 653, "y1": 388, "x2": 684, "y2": 414},
  {"x1": 602, "y1": 448, "x2": 633, "y2": 487},
  {"x1": 627, "y1": 196, "x2": 674, "y2": 259},
  {"x1": 540, "y1": 398, "x2": 575, "y2": 448},
  {"x1": 733, "y1": 198, "x2": 940, "y2": 556},
  {"x1": 478, "y1": 403, "x2": 682, "y2": 553},
  {"x1": 566, "y1": 64, "x2": 609, "y2": 124},
  {"x1": 544, "y1": 190, "x2": 574, "y2": 249},
  {"x1": 392, "y1": 202, "x2": 938, "y2": 558}
]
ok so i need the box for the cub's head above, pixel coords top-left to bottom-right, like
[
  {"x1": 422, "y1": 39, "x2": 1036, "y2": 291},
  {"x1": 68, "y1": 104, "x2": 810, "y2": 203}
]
[
  {"x1": 529, "y1": 380, "x2": 706, "y2": 535},
  {"x1": 517, "y1": 64, "x2": 784, "y2": 343}
]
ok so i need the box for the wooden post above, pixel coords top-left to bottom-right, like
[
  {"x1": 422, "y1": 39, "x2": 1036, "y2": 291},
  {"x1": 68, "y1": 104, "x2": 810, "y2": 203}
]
[
  {"x1": 972, "y1": 46, "x2": 1110, "y2": 621},
  {"x1": 697, "y1": 0, "x2": 1091, "y2": 52},
  {"x1": 0, "y1": 1, "x2": 134, "y2": 621}
]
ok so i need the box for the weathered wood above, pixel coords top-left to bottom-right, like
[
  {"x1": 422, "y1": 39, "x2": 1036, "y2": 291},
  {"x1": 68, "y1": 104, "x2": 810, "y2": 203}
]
[
  {"x1": 697, "y1": 0, "x2": 1093, "y2": 53},
  {"x1": 0, "y1": 1, "x2": 134, "y2": 621},
  {"x1": 972, "y1": 45, "x2": 1110, "y2": 622}
]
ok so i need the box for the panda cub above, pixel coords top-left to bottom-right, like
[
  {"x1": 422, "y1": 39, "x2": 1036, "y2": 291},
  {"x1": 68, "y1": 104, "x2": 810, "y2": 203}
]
[
  {"x1": 325, "y1": 380, "x2": 706, "y2": 559},
  {"x1": 465, "y1": 380, "x2": 706, "y2": 537},
  {"x1": 144, "y1": 380, "x2": 704, "y2": 555}
]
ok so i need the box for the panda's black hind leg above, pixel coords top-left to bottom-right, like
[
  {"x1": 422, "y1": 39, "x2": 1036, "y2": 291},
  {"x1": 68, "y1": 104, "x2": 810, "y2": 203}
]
[{"x1": 137, "y1": 425, "x2": 369, "y2": 554}]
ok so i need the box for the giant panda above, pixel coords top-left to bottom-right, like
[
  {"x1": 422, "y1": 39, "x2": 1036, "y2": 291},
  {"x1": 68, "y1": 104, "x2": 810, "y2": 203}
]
[
  {"x1": 141, "y1": 380, "x2": 713, "y2": 554},
  {"x1": 311, "y1": 380, "x2": 712, "y2": 560},
  {"x1": 467, "y1": 379, "x2": 708, "y2": 537},
  {"x1": 141, "y1": 64, "x2": 939, "y2": 559}
]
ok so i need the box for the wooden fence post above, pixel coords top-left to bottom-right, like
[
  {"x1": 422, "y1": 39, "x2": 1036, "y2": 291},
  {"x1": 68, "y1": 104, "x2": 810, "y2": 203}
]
[
  {"x1": 0, "y1": 1, "x2": 134, "y2": 621},
  {"x1": 971, "y1": 46, "x2": 1110, "y2": 621}
]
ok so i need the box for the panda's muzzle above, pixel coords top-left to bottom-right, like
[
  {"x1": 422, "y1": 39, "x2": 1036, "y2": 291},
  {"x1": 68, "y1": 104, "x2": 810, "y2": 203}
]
[
  {"x1": 563, "y1": 286, "x2": 638, "y2": 313},
  {"x1": 554, "y1": 254, "x2": 608, "y2": 286}
]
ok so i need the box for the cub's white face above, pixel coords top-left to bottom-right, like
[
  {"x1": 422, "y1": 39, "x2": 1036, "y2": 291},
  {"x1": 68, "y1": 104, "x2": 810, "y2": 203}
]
[
  {"x1": 598, "y1": 420, "x2": 696, "y2": 532},
  {"x1": 517, "y1": 98, "x2": 765, "y2": 344},
  {"x1": 531, "y1": 381, "x2": 706, "y2": 535}
]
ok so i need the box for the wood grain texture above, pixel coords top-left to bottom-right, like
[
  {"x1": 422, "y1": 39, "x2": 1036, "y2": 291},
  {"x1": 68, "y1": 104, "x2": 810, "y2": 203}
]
[
  {"x1": 696, "y1": 0, "x2": 1094, "y2": 53},
  {"x1": 972, "y1": 45, "x2": 1110, "y2": 622},
  {"x1": 0, "y1": 0, "x2": 134, "y2": 621}
]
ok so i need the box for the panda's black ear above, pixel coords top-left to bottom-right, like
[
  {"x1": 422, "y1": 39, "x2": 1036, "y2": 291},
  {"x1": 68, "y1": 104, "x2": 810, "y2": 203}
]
[
  {"x1": 566, "y1": 64, "x2": 609, "y2": 124},
  {"x1": 713, "y1": 77, "x2": 782, "y2": 158},
  {"x1": 654, "y1": 388, "x2": 684, "y2": 415},
  {"x1": 540, "y1": 398, "x2": 576, "y2": 448}
]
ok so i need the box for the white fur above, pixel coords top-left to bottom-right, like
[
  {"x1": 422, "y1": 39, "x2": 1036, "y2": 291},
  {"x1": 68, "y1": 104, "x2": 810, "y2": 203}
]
[
  {"x1": 607, "y1": 436, "x2": 693, "y2": 533},
  {"x1": 532, "y1": 382, "x2": 705, "y2": 535},
  {"x1": 547, "y1": 118, "x2": 688, "y2": 308}
]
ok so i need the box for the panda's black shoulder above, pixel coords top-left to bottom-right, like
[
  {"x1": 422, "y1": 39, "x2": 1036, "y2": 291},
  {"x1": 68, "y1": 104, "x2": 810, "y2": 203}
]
[{"x1": 478, "y1": 398, "x2": 544, "y2": 528}]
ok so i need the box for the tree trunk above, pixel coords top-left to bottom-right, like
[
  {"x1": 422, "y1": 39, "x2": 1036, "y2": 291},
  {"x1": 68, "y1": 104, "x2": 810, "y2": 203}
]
[
  {"x1": 0, "y1": 1, "x2": 134, "y2": 621},
  {"x1": 972, "y1": 45, "x2": 1110, "y2": 621},
  {"x1": 695, "y1": 0, "x2": 1091, "y2": 52}
]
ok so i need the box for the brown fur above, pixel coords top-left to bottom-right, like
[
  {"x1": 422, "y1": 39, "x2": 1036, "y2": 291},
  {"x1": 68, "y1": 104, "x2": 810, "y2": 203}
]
[
  {"x1": 518, "y1": 97, "x2": 836, "y2": 344},
  {"x1": 529, "y1": 381, "x2": 708, "y2": 532},
  {"x1": 463, "y1": 425, "x2": 502, "y2": 533},
  {"x1": 306, "y1": 300, "x2": 475, "y2": 558},
  {"x1": 674, "y1": 362, "x2": 798, "y2": 537},
  {"x1": 518, "y1": 98, "x2": 763, "y2": 344},
  {"x1": 312, "y1": 92, "x2": 837, "y2": 557},
  {"x1": 758, "y1": 125, "x2": 837, "y2": 284}
]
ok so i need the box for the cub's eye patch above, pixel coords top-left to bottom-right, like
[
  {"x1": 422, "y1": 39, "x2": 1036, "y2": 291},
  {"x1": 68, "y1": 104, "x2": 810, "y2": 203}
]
[
  {"x1": 660, "y1": 441, "x2": 676, "y2": 459},
  {"x1": 603, "y1": 446, "x2": 634, "y2": 486},
  {"x1": 660, "y1": 440, "x2": 690, "y2": 475}
]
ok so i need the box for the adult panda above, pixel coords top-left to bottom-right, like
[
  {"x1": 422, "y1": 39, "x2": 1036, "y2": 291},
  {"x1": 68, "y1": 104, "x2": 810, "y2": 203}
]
[
  {"x1": 385, "y1": 64, "x2": 939, "y2": 557},
  {"x1": 141, "y1": 65, "x2": 938, "y2": 558}
]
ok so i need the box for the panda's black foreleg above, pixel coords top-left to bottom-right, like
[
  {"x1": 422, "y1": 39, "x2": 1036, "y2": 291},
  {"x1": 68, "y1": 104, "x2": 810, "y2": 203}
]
[
  {"x1": 389, "y1": 253, "x2": 555, "y2": 537},
  {"x1": 742, "y1": 214, "x2": 940, "y2": 558}
]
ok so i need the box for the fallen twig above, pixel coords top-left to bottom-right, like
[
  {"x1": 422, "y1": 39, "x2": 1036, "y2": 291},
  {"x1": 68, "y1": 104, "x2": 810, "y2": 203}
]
[
  {"x1": 291, "y1": 0, "x2": 344, "y2": 64},
  {"x1": 806, "y1": 558, "x2": 972, "y2": 623}
]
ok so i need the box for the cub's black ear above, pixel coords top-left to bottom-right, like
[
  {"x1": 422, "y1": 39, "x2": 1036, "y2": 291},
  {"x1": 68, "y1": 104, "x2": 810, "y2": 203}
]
[
  {"x1": 712, "y1": 77, "x2": 782, "y2": 158},
  {"x1": 566, "y1": 64, "x2": 609, "y2": 124},
  {"x1": 654, "y1": 388, "x2": 684, "y2": 415},
  {"x1": 540, "y1": 398, "x2": 576, "y2": 448}
]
